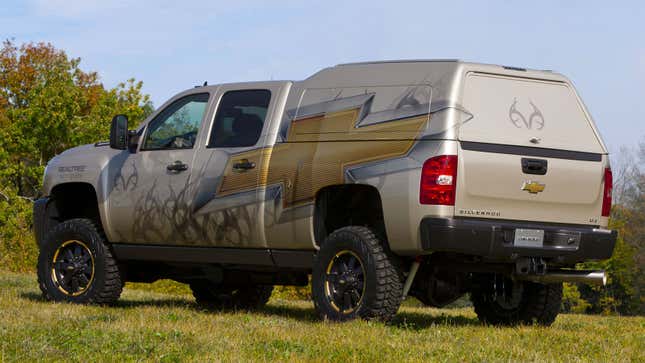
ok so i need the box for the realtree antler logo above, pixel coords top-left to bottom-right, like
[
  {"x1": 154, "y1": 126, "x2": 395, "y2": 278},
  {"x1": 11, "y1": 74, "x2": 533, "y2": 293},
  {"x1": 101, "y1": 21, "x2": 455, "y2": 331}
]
[{"x1": 509, "y1": 98, "x2": 545, "y2": 130}]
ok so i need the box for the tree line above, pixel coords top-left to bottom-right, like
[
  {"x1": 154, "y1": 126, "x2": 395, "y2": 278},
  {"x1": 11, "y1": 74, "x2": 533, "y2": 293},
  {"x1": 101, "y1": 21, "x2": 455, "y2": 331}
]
[
  {"x1": 0, "y1": 40, "x2": 152, "y2": 271},
  {"x1": 0, "y1": 41, "x2": 641, "y2": 314}
]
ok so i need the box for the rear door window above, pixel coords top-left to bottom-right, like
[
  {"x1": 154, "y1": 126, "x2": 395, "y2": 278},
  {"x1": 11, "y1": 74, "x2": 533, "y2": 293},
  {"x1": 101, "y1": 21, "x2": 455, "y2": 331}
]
[{"x1": 208, "y1": 90, "x2": 271, "y2": 148}]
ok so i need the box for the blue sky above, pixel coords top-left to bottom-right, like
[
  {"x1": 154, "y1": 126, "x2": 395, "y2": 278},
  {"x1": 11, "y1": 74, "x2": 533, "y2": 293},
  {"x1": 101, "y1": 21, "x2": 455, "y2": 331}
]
[{"x1": 1, "y1": 0, "x2": 644, "y2": 152}]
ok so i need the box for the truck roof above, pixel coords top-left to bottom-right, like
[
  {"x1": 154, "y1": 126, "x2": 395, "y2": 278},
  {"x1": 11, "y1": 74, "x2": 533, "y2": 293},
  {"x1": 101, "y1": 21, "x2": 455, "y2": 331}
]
[
  {"x1": 193, "y1": 60, "x2": 564, "y2": 93},
  {"x1": 336, "y1": 59, "x2": 461, "y2": 66},
  {"x1": 304, "y1": 59, "x2": 564, "y2": 82},
  {"x1": 334, "y1": 58, "x2": 556, "y2": 73}
]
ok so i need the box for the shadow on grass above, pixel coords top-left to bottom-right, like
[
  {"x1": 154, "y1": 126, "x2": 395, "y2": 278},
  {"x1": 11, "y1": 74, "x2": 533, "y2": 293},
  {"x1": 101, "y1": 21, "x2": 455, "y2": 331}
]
[
  {"x1": 391, "y1": 311, "x2": 480, "y2": 329},
  {"x1": 260, "y1": 304, "x2": 319, "y2": 323},
  {"x1": 259, "y1": 303, "x2": 480, "y2": 329},
  {"x1": 20, "y1": 291, "x2": 46, "y2": 301},
  {"x1": 19, "y1": 291, "x2": 479, "y2": 328},
  {"x1": 20, "y1": 291, "x2": 192, "y2": 309}
]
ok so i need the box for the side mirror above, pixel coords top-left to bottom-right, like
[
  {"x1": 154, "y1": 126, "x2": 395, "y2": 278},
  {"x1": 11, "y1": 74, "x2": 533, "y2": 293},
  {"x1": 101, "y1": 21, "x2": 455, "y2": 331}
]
[{"x1": 109, "y1": 115, "x2": 128, "y2": 150}]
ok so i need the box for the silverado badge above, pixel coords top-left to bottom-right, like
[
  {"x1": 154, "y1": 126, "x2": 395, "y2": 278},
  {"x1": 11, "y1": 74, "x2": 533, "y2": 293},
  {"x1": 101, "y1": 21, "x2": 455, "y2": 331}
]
[{"x1": 521, "y1": 181, "x2": 545, "y2": 194}]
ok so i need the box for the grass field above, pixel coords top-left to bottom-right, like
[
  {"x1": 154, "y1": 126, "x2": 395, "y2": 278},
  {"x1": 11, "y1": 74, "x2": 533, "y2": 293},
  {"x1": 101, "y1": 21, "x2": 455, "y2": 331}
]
[{"x1": 0, "y1": 272, "x2": 642, "y2": 362}]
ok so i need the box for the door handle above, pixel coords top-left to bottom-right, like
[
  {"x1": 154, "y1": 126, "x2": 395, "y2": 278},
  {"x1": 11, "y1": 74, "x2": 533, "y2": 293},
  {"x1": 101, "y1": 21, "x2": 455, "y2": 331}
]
[
  {"x1": 521, "y1": 158, "x2": 547, "y2": 175},
  {"x1": 232, "y1": 159, "x2": 256, "y2": 172},
  {"x1": 167, "y1": 160, "x2": 188, "y2": 172}
]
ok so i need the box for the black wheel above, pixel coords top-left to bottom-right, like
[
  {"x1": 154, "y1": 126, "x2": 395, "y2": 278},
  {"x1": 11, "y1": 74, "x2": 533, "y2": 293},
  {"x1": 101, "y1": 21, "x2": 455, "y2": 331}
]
[
  {"x1": 37, "y1": 218, "x2": 122, "y2": 304},
  {"x1": 312, "y1": 226, "x2": 403, "y2": 322},
  {"x1": 190, "y1": 282, "x2": 273, "y2": 310},
  {"x1": 470, "y1": 274, "x2": 562, "y2": 326}
]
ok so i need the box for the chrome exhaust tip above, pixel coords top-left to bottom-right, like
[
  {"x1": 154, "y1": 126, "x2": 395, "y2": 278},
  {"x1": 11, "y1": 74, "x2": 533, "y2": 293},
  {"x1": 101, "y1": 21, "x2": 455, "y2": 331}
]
[{"x1": 516, "y1": 270, "x2": 607, "y2": 286}]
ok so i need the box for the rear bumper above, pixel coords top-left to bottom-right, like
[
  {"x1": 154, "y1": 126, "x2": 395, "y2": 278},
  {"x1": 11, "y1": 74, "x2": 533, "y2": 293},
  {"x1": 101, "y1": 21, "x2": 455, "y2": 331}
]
[{"x1": 420, "y1": 217, "x2": 617, "y2": 264}]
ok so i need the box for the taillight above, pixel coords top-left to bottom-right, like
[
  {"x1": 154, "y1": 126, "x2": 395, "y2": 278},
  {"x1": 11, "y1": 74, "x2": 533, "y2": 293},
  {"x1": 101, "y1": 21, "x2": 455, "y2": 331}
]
[
  {"x1": 420, "y1": 155, "x2": 458, "y2": 205},
  {"x1": 601, "y1": 167, "x2": 612, "y2": 217}
]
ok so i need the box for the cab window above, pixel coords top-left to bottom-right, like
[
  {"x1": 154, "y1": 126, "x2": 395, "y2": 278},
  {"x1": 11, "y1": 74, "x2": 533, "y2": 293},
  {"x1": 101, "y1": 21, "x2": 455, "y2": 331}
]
[
  {"x1": 208, "y1": 90, "x2": 271, "y2": 148},
  {"x1": 142, "y1": 93, "x2": 210, "y2": 150}
]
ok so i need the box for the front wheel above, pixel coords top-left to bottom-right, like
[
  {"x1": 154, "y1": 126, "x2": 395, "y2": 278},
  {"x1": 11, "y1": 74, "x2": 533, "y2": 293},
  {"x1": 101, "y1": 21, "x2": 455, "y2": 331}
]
[
  {"x1": 470, "y1": 274, "x2": 562, "y2": 326},
  {"x1": 37, "y1": 218, "x2": 123, "y2": 304},
  {"x1": 312, "y1": 226, "x2": 403, "y2": 322}
]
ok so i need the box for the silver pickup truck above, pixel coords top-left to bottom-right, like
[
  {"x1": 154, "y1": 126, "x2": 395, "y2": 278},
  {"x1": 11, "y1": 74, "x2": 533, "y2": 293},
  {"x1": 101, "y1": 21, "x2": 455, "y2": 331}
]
[{"x1": 34, "y1": 60, "x2": 616, "y2": 325}]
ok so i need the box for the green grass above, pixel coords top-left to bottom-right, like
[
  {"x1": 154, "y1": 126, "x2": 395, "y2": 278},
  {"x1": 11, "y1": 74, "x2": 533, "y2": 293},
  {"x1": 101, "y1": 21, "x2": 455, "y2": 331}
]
[{"x1": 0, "y1": 272, "x2": 643, "y2": 362}]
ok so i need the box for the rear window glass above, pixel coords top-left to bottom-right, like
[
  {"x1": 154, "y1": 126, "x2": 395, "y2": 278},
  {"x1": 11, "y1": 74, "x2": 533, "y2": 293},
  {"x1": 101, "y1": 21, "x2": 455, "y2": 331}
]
[{"x1": 460, "y1": 73, "x2": 602, "y2": 153}]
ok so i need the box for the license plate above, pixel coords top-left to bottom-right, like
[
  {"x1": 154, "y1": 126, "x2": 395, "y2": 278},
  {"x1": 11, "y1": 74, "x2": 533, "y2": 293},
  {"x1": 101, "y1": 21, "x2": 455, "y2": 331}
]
[{"x1": 514, "y1": 229, "x2": 544, "y2": 247}]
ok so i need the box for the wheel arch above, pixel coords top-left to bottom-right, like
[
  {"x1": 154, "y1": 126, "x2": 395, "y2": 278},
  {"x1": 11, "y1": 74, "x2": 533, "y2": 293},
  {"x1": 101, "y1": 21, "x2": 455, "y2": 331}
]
[
  {"x1": 313, "y1": 184, "x2": 388, "y2": 249},
  {"x1": 37, "y1": 182, "x2": 105, "y2": 246}
]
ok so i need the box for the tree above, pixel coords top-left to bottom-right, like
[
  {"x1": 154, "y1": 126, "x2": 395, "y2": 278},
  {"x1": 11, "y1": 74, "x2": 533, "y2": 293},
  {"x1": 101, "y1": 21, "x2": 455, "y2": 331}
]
[
  {"x1": 575, "y1": 137, "x2": 645, "y2": 315},
  {"x1": 0, "y1": 40, "x2": 153, "y2": 199},
  {"x1": 0, "y1": 40, "x2": 153, "y2": 271}
]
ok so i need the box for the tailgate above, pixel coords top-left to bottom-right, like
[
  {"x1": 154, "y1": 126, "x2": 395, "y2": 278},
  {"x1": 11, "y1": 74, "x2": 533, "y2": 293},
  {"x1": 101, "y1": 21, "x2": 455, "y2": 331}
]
[{"x1": 455, "y1": 73, "x2": 606, "y2": 225}]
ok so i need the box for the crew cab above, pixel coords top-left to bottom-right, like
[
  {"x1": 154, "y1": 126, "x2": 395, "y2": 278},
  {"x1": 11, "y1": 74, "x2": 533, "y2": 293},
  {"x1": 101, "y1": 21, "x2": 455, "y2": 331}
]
[{"x1": 34, "y1": 60, "x2": 616, "y2": 325}]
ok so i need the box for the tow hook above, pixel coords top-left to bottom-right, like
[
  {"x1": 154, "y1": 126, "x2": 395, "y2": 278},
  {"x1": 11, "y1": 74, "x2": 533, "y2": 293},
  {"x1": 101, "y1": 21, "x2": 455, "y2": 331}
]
[{"x1": 515, "y1": 257, "x2": 546, "y2": 275}]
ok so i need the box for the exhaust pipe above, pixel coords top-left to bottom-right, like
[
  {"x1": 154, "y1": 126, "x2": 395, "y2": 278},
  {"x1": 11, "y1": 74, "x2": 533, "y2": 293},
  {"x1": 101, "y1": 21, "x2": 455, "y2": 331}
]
[{"x1": 515, "y1": 270, "x2": 607, "y2": 286}]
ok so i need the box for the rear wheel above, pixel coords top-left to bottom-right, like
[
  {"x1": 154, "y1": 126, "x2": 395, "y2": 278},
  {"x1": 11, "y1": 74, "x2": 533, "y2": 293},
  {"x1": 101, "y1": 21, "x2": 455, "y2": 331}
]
[
  {"x1": 37, "y1": 218, "x2": 122, "y2": 304},
  {"x1": 470, "y1": 274, "x2": 562, "y2": 326},
  {"x1": 190, "y1": 282, "x2": 273, "y2": 310},
  {"x1": 312, "y1": 226, "x2": 403, "y2": 322}
]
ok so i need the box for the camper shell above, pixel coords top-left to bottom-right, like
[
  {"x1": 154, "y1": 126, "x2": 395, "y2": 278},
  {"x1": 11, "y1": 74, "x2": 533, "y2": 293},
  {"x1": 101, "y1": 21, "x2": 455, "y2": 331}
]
[{"x1": 34, "y1": 60, "x2": 617, "y2": 325}]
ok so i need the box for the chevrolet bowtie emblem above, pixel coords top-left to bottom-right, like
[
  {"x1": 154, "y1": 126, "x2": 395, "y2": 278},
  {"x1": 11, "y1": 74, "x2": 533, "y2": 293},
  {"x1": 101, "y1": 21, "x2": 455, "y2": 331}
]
[{"x1": 522, "y1": 181, "x2": 545, "y2": 194}]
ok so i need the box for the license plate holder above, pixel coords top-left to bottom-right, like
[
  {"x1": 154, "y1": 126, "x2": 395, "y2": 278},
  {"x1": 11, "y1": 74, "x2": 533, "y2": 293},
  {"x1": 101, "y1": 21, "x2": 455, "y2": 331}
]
[{"x1": 514, "y1": 229, "x2": 544, "y2": 247}]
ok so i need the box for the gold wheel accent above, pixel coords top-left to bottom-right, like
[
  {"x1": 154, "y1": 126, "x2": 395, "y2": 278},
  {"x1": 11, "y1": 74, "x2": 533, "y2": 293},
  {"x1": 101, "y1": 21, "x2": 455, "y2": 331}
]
[
  {"x1": 324, "y1": 250, "x2": 366, "y2": 314},
  {"x1": 51, "y1": 240, "x2": 95, "y2": 296}
]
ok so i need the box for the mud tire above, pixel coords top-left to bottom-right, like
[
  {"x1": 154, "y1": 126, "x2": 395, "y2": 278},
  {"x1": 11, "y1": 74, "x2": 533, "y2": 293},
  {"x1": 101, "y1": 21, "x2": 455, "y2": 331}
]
[
  {"x1": 312, "y1": 226, "x2": 404, "y2": 322},
  {"x1": 37, "y1": 218, "x2": 122, "y2": 304}
]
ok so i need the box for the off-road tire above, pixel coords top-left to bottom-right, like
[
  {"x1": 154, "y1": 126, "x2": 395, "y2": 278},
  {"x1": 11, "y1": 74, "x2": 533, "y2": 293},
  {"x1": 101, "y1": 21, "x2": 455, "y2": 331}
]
[
  {"x1": 37, "y1": 218, "x2": 122, "y2": 304},
  {"x1": 190, "y1": 282, "x2": 273, "y2": 310},
  {"x1": 312, "y1": 226, "x2": 404, "y2": 322},
  {"x1": 471, "y1": 278, "x2": 562, "y2": 326}
]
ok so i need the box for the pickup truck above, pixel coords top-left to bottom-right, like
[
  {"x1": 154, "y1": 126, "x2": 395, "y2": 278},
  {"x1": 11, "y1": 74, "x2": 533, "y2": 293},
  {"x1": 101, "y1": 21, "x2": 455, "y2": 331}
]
[{"x1": 34, "y1": 60, "x2": 616, "y2": 325}]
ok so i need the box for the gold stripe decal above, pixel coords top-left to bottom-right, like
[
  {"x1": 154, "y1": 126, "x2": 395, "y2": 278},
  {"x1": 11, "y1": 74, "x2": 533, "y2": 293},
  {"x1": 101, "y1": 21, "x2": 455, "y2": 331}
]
[{"x1": 218, "y1": 108, "x2": 429, "y2": 208}]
